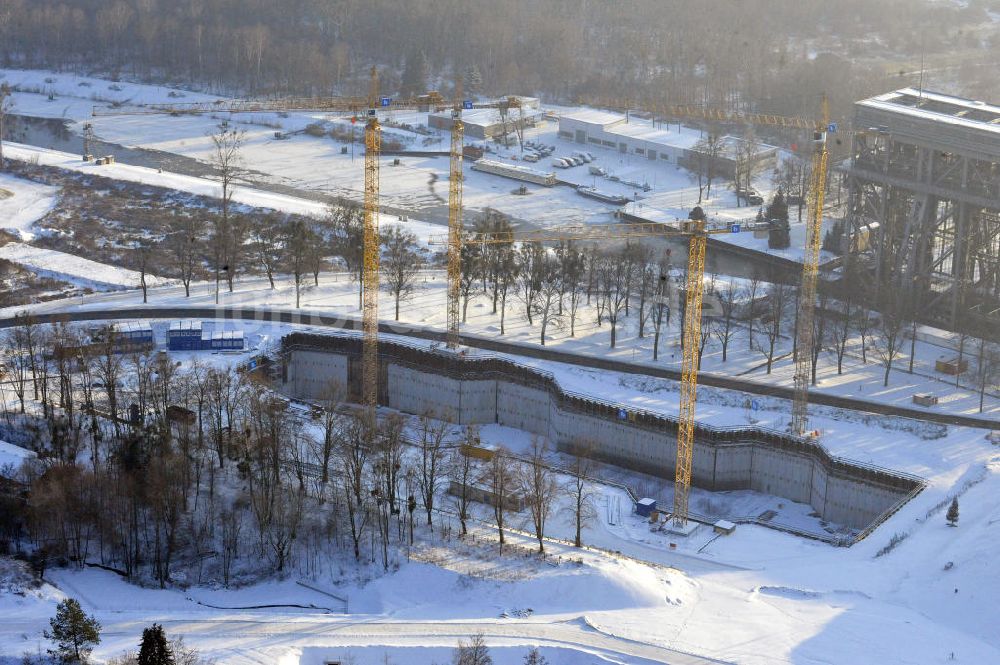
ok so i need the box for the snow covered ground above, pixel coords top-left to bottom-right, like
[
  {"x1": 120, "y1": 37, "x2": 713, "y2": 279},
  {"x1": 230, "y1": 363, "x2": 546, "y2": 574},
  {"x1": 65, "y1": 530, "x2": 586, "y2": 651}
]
[
  {"x1": 0, "y1": 68, "x2": 786, "y2": 231},
  {"x1": 6, "y1": 267, "x2": 996, "y2": 420},
  {"x1": 0, "y1": 174, "x2": 59, "y2": 242},
  {"x1": 0, "y1": 439, "x2": 35, "y2": 474},
  {"x1": 2, "y1": 68, "x2": 1000, "y2": 665},
  {"x1": 0, "y1": 242, "x2": 171, "y2": 291},
  {"x1": 0, "y1": 315, "x2": 998, "y2": 664}
]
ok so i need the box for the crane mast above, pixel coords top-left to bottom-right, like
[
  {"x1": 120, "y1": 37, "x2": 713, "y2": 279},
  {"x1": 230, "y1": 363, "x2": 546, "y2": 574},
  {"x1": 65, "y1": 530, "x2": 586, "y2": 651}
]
[
  {"x1": 362, "y1": 68, "x2": 382, "y2": 427},
  {"x1": 675, "y1": 224, "x2": 707, "y2": 527},
  {"x1": 792, "y1": 98, "x2": 831, "y2": 436},
  {"x1": 446, "y1": 105, "x2": 465, "y2": 351}
]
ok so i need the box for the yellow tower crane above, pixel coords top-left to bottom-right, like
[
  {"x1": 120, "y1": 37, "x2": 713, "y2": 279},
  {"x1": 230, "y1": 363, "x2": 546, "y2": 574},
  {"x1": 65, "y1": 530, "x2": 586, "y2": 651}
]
[
  {"x1": 439, "y1": 99, "x2": 847, "y2": 524},
  {"x1": 606, "y1": 98, "x2": 842, "y2": 438},
  {"x1": 94, "y1": 76, "x2": 521, "y2": 425},
  {"x1": 431, "y1": 218, "x2": 752, "y2": 526}
]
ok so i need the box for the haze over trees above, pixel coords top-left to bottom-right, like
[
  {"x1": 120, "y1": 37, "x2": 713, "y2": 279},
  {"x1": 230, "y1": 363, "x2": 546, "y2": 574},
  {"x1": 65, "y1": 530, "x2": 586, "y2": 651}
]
[{"x1": 0, "y1": 1, "x2": 995, "y2": 120}]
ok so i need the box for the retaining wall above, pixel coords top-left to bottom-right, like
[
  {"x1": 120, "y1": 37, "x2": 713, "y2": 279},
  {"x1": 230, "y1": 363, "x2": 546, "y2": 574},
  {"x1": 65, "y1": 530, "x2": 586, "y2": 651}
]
[{"x1": 281, "y1": 332, "x2": 924, "y2": 532}]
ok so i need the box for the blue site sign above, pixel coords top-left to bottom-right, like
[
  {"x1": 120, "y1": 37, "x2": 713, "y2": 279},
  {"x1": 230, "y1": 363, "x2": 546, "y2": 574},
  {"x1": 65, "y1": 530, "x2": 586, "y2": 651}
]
[
  {"x1": 380, "y1": 96, "x2": 392, "y2": 107},
  {"x1": 731, "y1": 224, "x2": 741, "y2": 233},
  {"x1": 463, "y1": 100, "x2": 474, "y2": 110},
  {"x1": 827, "y1": 122, "x2": 838, "y2": 134}
]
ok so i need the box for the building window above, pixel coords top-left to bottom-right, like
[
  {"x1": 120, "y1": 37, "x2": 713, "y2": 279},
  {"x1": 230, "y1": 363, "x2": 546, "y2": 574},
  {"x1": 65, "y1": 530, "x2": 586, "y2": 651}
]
[
  {"x1": 558, "y1": 131, "x2": 573, "y2": 139},
  {"x1": 635, "y1": 148, "x2": 645, "y2": 155},
  {"x1": 660, "y1": 153, "x2": 670, "y2": 161}
]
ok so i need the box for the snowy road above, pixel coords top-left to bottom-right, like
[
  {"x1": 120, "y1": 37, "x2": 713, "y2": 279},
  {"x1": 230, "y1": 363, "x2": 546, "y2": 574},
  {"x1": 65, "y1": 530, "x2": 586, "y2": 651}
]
[{"x1": 1, "y1": 614, "x2": 730, "y2": 665}]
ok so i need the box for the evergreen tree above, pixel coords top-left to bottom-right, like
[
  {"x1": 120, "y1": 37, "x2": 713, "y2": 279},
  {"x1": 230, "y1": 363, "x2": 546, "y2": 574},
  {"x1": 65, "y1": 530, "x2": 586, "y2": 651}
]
[
  {"x1": 946, "y1": 498, "x2": 959, "y2": 526},
  {"x1": 523, "y1": 647, "x2": 549, "y2": 665},
  {"x1": 44, "y1": 598, "x2": 101, "y2": 663},
  {"x1": 138, "y1": 624, "x2": 174, "y2": 665},
  {"x1": 766, "y1": 192, "x2": 791, "y2": 249},
  {"x1": 463, "y1": 63, "x2": 483, "y2": 97},
  {"x1": 401, "y1": 49, "x2": 429, "y2": 97}
]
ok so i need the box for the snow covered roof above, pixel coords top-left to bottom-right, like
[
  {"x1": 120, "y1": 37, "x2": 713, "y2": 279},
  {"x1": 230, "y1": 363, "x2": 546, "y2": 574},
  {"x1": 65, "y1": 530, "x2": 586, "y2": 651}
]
[
  {"x1": 113, "y1": 321, "x2": 152, "y2": 333},
  {"x1": 857, "y1": 88, "x2": 1000, "y2": 137},
  {"x1": 202, "y1": 330, "x2": 244, "y2": 341},
  {"x1": 560, "y1": 109, "x2": 628, "y2": 128},
  {"x1": 169, "y1": 320, "x2": 202, "y2": 331},
  {"x1": 605, "y1": 122, "x2": 704, "y2": 150}
]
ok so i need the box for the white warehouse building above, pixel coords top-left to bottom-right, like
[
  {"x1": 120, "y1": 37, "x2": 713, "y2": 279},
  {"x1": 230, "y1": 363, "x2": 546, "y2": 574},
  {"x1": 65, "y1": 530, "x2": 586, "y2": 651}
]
[{"x1": 557, "y1": 109, "x2": 778, "y2": 176}]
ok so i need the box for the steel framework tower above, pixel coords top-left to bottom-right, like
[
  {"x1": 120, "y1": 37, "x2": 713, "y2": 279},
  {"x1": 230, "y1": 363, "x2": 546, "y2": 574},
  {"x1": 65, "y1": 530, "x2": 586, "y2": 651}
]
[{"x1": 844, "y1": 88, "x2": 1000, "y2": 333}]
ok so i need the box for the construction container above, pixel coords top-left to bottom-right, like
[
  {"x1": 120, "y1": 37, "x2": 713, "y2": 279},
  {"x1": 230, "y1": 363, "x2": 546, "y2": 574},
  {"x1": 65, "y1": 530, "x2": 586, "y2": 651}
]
[
  {"x1": 912, "y1": 393, "x2": 939, "y2": 407},
  {"x1": 935, "y1": 356, "x2": 968, "y2": 376},
  {"x1": 459, "y1": 443, "x2": 494, "y2": 461},
  {"x1": 167, "y1": 321, "x2": 203, "y2": 351},
  {"x1": 636, "y1": 497, "x2": 657, "y2": 517},
  {"x1": 206, "y1": 330, "x2": 244, "y2": 351}
]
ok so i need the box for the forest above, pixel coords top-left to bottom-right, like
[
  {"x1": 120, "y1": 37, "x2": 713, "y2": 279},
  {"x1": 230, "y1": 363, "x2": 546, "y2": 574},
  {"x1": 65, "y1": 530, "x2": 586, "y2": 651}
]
[{"x1": 1, "y1": 0, "x2": 998, "y2": 122}]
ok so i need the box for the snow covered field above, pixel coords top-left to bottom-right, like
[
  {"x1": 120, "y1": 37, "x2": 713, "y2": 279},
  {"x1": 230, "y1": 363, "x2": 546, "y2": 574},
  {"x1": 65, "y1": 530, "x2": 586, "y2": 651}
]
[
  {"x1": 0, "y1": 174, "x2": 59, "y2": 242},
  {"x1": 0, "y1": 242, "x2": 171, "y2": 291},
  {"x1": 0, "y1": 68, "x2": 785, "y2": 232}
]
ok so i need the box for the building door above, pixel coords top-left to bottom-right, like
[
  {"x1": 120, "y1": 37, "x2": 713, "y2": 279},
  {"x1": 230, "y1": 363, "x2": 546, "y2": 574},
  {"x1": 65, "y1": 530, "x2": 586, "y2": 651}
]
[
  {"x1": 648, "y1": 149, "x2": 657, "y2": 160},
  {"x1": 619, "y1": 142, "x2": 627, "y2": 153},
  {"x1": 575, "y1": 129, "x2": 586, "y2": 144}
]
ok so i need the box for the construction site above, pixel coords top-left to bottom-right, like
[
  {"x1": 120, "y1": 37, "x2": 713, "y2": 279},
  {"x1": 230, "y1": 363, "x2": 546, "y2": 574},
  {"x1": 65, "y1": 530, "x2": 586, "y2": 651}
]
[{"x1": 0, "y1": 58, "x2": 998, "y2": 664}]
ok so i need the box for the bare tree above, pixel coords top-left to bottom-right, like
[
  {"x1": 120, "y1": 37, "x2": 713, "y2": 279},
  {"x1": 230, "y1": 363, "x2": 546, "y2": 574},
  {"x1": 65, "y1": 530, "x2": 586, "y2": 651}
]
[
  {"x1": 453, "y1": 633, "x2": 492, "y2": 665},
  {"x1": 974, "y1": 338, "x2": 998, "y2": 414},
  {"x1": 533, "y1": 255, "x2": 562, "y2": 346},
  {"x1": 691, "y1": 131, "x2": 723, "y2": 202},
  {"x1": 518, "y1": 438, "x2": 558, "y2": 554},
  {"x1": 761, "y1": 283, "x2": 792, "y2": 374},
  {"x1": 873, "y1": 289, "x2": 909, "y2": 387},
  {"x1": 449, "y1": 427, "x2": 479, "y2": 536},
  {"x1": 313, "y1": 381, "x2": 345, "y2": 484},
  {"x1": 598, "y1": 249, "x2": 635, "y2": 349},
  {"x1": 516, "y1": 242, "x2": 545, "y2": 326},
  {"x1": 733, "y1": 130, "x2": 765, "y2": 202},
  {"x1": 488, "y1": 446, "x2": 516, "y2": 554},
  {"x1": 381, "y1": 226, "x2": 423, "y2": 321},
  {"x1": 561, "y1": 243, "x2": 586, "y2": 337},
  {"x1": 417, "y1": 413, "x2": 449, "y2": 527},
  {"x1": 208, "y1": 124, "x2": 246, "y2": 299},
  {"x1": 714, "y1": 280, "x2": 741, "y2": 362},
  {"x1": 338, "y1": 418, "x2": 370, "y2": 561},
  {"x1": 130, "y1": 239, "x2": 153, "y2": 304},
  {"x1": 285, "y1": 219, "x2": 312, "y2": 308},
  {"x1": 329, "y1": 202, "x2": 366, "y2": 307},
  {"x1": 651, "y1": 264, "x2": 671, "y2": 361},
  {"x1": 169, "y1": 215, "x2": 201, "y2": 298},
  {"x1": 249, "y1": 213, "x2": 284, "y2": 289}
]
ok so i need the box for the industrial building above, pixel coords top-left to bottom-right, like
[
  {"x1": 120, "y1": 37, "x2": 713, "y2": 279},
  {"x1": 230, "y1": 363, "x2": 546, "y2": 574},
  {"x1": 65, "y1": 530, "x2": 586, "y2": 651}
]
[
  {"x1": 557, "y1": 109, "x2": 779, "y2": 176},
  {"x1": 428, "y1": 96, "x2": 544, "y2": 139},
  {"x1": 844, "y1": 88, "x2": 1000, "y2": 330},
  {"x1": 167, "y1": 321, "x2": 244, "y2": 351}
]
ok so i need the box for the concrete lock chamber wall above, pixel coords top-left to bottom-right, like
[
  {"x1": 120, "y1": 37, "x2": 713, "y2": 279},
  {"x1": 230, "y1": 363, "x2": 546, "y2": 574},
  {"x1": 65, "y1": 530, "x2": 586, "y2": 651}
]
[{"x1": 280, "y1": 332, "x2": 925, "y2": 537}]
